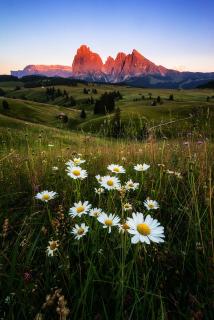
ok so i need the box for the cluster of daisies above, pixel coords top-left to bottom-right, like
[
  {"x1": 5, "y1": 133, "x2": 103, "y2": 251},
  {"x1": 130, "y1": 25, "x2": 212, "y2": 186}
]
[{"x1": 35, "y1": 158, "x2": 165, "y2": 256}]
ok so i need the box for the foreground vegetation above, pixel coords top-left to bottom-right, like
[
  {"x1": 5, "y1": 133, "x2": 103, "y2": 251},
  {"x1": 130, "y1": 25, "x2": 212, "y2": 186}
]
[{"x1": 0, "y1": 80, "x2": 214, "y2": 319}]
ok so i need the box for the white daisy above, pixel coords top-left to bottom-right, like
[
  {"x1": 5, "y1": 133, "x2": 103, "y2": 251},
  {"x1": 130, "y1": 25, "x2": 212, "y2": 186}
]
[
  {"x1": 66, "y1": 157, "x2": 85, "y2": 167},
  {"x1": 97, "y1": 213, "x2": 120, "y2": 233},
  {"x1": 95, "y1": 187, "x2": 104, "y2": 195},
  {"x1": 134, "y1": 163, "x2": 150, "y2": 172},
  {"x1": 71, "y1": 223, "x2": 89, "y2": 240},
  {"x1": 35, "y1": 190, "x2": 57, "y2": 202},
  {"x1": 89, "y1": 207, "x2": 103, "y2": 218},
  {"x1": 101, "y1": 175, "x2": 121, "y2": 191},
  {"x1": 123, "y1": 203, "x2": 133, "y2": 211},
  {"x1": 125, "y1": 179, "x2": 139, "y2": 191},
  {"x1": 119, "y1": 221, "x2": 130, "y2": 233},
  {"x1": 67, "y1": 166, "x2": 87, "y2": 180},
  {"x1": 107, "y1": 164, "x2": 126, "y2": 174},
  {"x1": 46, "y1": 240, "x2": 59, "y2": 256},
  {"x1": 127, "y1": 212, "x2": 165, "y2": 244},
  {"x1": 144, "y1": 199, "x2": 159, "y2": 210},
  {"x1": 69, "y1": 201, "x2": 91, "y2": 217}
]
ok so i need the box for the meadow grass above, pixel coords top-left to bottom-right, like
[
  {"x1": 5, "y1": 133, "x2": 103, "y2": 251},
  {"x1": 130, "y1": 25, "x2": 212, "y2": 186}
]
[{"x1": 0, "y1": 122, "x2": 213, "y2": 319}]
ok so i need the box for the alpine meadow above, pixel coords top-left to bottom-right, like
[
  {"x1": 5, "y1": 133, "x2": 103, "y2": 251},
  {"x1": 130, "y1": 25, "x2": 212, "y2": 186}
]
[{"x1": 0, "y1": 1, "x2": 214, "y2": 319}]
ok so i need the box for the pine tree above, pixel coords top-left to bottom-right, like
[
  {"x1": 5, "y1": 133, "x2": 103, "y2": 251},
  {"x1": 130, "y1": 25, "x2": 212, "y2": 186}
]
[{"x1": 80, "y1": 109, "x2": 86, "y2": 119}]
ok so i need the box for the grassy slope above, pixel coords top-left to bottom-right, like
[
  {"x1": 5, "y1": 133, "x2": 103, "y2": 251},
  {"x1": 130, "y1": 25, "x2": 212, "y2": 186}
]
[{"x1": 1, "y1": 81, "x2": 214, "y2": 137}]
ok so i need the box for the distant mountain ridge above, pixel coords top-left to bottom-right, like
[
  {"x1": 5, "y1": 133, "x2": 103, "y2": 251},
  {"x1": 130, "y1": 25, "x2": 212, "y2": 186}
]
[{"x1": 11, "y1": 45, "x2": 214, "y2": 88}]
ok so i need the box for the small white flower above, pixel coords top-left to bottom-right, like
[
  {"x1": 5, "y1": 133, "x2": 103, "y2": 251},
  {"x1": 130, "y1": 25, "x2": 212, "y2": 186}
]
[
  {"x1": 52, "y1": 166, "x2": 59, "y2": 171},
  {"x1": 134, "y1": 163, "x2": 150, "y2": 172},
  {"x1": 95, "y1": 187, "x2": 104, "y2": 195},
  {"x1": 144, "y1": 199, "x2": 159, "y2": 210},
  {"x1": 101, "y1": 175, "x2": 121, "y2": 190},
  {"x1": 166, "y1": 169, "x2": 175, "y2": 174},
  {"x1": 48, "y1": 144, "x2": 54, "y2": 147},
  {"x1": 127, "y1": 212, "x2": 165, "y2": 244},
  {"x1": 123, "y1": 203, "x2": 133, "y2": 211},
  {"x1": 89, "y1": 207, "x2": 103, "y2": 218},
  {"x1": 67, "y1": 166, "x2": 87, "y2": 180},
  {"x1": 118, "y1": 221, "x2": 130, "y2": 233},
  {"x1": 69, "y1": 201, "x2": 91, "y2": 217},
  {"x1": 107, "y1": 164, "x2": 126, "y2": 174},
  {"x1": 95, "y1": 175, "x2": 103, "y2": 183},
  {"x1": 97, "y1": 213, "x2": 120, "y2": 233},
  {"x1": 71, "y1": 223, "x2": 89, "y2": 240},
  {"x1": 98, "y1": 248, "x2": 103, "y2": 255},
  {"x1": 46, "y1": 240, "x2": 59, "y2": 256},
  {"x1": 125, "y1": 179, "x2": 139, "y2": 191},
  {"x1": 35, "y1": 190, "x2": 57, "y2": 202},
  {"x1": 66, "y1": 157, "x2": 85, "y2": 167}
]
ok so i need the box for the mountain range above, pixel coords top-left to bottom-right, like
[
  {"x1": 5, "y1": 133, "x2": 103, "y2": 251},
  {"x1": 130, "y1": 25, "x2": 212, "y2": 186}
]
[{"x1": 11, "y1": 45, "x2": 214, "y2": 88}]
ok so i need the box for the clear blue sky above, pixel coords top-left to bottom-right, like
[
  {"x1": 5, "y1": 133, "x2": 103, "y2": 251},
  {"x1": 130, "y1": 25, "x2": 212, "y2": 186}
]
[{"x1": 0, "y1": 0, "x2": 214, "y2": 74}]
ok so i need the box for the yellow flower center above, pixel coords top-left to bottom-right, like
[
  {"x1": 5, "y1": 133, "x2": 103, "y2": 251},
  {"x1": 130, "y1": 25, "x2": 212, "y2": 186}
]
[
  {"x1": 76, "y1": 206, "x2": 85, "y2": 213},
  {"x1": 72, "y1": 169, "x2": 81, "y2": 176},
  {"x1": 128, "y1": 183, "x2": 133, "y2": 187},
  {"x1": 148, "y1": 203, "x2": 154, "y2": 209},
  {"x1": 122, "y1": 223, "x2": 130, "y2": 230},
  {"x1": 137, "y1": 223, "x2": 151, "y2": 236},
  {"x1": 94, "y1": 211, "x2": 100, "y2": 217},
  {"x1": 113, "y1": 167, "x2": 120, "y2": 172},
  {"x1": 49, "y1": 241, "x2": 58, "y2": 250},
  {"x1": 42, "y1": 194, "x2": 50, "y2": 200},
  {"x1": 74, "y1": 159, "x2": 80, "y2": 164},
  {"x1": 105, "y1": 219, "x2": 113, "y2": 226},
  {"x1": 77, "y1": 227, "x2": 84, "y2": 235},
  {"x1": 107, "y1": 179, "x2": 114, "y2": 186}
]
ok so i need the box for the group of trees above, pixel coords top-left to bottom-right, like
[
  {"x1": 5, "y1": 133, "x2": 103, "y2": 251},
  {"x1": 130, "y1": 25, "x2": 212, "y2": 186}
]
[
  {"x1": 46, "y1": 87, "x2": 76, "y2": 106},
  {"x1": 94, "y1": 91, "x2": 122, "y2": 115},
  {"x1": 83, "y1": 88, "x2": 98, "y2": 94}
]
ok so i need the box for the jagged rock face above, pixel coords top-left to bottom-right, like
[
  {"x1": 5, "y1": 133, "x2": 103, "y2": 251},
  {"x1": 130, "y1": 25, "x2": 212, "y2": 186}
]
[
  {"x1": 103, "y1": 56, "x2": 115, "y2": 75},
  {"x1": 11, "y1": 45, "x2": 169, "y2": 80},
  {"x1": 11, "y1": 65, "x2": 72, "y2": 78},
  {"x1": 72, "y1": 45, "x2": 104, "y2": 76}
]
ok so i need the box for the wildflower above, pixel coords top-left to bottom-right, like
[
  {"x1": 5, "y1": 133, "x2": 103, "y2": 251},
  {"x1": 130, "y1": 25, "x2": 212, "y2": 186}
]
[
  {"x1": 144, "y1": 199, "x2": 159, "y2": 210},
  {"x1": 101, "y1": 175, "x2": 121, "y2": 190},
  {"x1": 66, "y1": 157, "x2": 85, "y2": 167},
  {"x1": 119, "y1": 222, "x2": 130, "y2": 233},
  {"x1": 23, "y1": 271, "x2": 32, "y2": 282},
  {"x1": 95, "y1": 175, "x2": 103, "y2": 183},
  {"x1": 166, "y1": 169, "x2": 175, "y2": 174},
  {"x1": 52, "y1": 166, "x2": 59, "y2": 171},
  {"x1": 48, "y1": 144, "x2": 54, "y2": 147},
  {"x1": 125, "y1": 179, "x2": 139, "y2": 191},
  {"x1": 123, "y1": 203, "x2": 132, "y2": 211},
  {"x1": 174, "y1": 171, "x2": 182, "y2": 178},
  {"x1": 89, "y1": 208, "x2": 103, "y2": 218},
  {"x1": 69, "y1": 201, "x2": 91, "y2": 217},
  {"x1": 95, "y1": 187, "x2": 104, "y2": 194},
  {"x1": 98, "y1": 213, "x2": 120, "y2": 233},
  {"x1": 67, "y1": 166, "x2": 87, "y2": 180},
  {"x1": 127, "y1": 212, "x2": 165, "y2": 244},
  {"x1": 71, "y1": 223, "x2": 89, "y2": 240},
  {"x1": 47, "y1": 240, "x2": 59, "y2": 256},
  {"x1": 134, "y1": 163, "x2": 150, "y2": 171},
  {"x1": 107, "y1": 164, "x2": 126, "y2": 174},
  {"x1": 35, "y1": 190, "x2": 57, "y2": 202}
]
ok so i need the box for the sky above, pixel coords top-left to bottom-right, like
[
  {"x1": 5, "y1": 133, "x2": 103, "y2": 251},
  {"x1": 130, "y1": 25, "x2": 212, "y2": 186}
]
[{"x1": 0, "y1": 0, "x2": 214, "y2": 74}]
